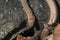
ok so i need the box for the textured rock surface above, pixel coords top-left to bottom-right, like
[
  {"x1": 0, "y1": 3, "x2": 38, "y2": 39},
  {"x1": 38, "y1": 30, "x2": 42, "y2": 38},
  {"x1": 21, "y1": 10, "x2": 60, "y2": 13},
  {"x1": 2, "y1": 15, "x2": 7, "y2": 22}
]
[
  {"x1": 0, "y1": 0, "x2": 26, "y2": 39},
  {"x1": 0, "y1": 0, "x2": 50, "y2": 39}
]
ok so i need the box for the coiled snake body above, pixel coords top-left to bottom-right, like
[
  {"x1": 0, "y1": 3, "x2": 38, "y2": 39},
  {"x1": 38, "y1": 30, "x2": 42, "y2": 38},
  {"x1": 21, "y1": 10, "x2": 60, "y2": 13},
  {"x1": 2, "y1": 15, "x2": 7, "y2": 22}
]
[
  {"x1": 10, "y1": 0, "x2": 57, "y2": 40},
  {"x1": 20, "y1": 0, "x2": 57, "y2": 27}
]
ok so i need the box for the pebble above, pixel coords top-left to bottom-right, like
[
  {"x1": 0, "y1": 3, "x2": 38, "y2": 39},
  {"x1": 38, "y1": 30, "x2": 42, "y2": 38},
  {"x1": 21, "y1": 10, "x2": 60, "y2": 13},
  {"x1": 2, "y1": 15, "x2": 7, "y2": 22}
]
[
  {"x1": 5, "y1": 0, "x2": 8, "y2": 2},
  {"x1": 0, "y1": 14, "x2": 3, "y2": 19}
]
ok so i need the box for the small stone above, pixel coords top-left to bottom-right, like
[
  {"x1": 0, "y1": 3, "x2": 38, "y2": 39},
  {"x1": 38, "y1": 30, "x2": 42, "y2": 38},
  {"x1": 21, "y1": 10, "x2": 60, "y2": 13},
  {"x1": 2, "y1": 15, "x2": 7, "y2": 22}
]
[
  {"x1": 31, "y1": 4, "x2": 33, "y2": 7},
  {"x1": 6, "y1": 0, "x2": 8, "y2": 2},
  {"x1": 0, "y1": 31, "x2": 4, "y2": 35},
  {"x1": 14, "y1": 8, "x2": 17, "y2": 10},
  {"x1": 40, "y1": 4, "x2": 43, "y2": 8},
  {"x1": 8, "y1": 12, "x2": 11, "y2": 15},
  {"x1": 0, "y1": 14, "x2": 3, "y2": 19}
]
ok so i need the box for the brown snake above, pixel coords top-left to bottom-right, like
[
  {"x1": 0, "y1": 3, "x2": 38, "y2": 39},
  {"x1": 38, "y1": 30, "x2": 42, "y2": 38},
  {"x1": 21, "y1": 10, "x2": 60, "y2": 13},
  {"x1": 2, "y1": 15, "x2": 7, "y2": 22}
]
[
  {"x1": 20, "y1": 0, "x2": 57, "y2": 27},
  {"x1": 20, "y1": 0, "x2": 57, "y2": 40},
  {"x1": 10, "y1": 0, "x2": 57, "y2": 40},
  {"x1": 45, "y1": 0, "x2": 57, "y2": 25},
  {"x1": 20, "y1": 0, "x2": 35, "y2": 28},
  {"x1": 41, "y1": 0, "x2": 57, "y2": 40}
]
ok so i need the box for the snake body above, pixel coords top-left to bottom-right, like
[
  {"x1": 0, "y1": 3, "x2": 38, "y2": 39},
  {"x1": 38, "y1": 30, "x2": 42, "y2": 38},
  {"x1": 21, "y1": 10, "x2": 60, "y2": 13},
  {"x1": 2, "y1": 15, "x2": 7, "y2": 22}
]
[
  {"x1": 10, "y1": 0, "x2": 57, "y2": 40},
  {"x1": 10, "y1": 0, "x2": 35, "y2": 40},
  {"x1": 20, "y1": 0, "x2": 57, "y2": 26},
  {"x1": 20, "y1": 0, "x2": 35, "y2": 28},
  {"x1": 45, "y1": 0, "x2": 57, "y2": 25},
  {"x1": 41, "y1": 0, "x2": 57, "y2": 40}
]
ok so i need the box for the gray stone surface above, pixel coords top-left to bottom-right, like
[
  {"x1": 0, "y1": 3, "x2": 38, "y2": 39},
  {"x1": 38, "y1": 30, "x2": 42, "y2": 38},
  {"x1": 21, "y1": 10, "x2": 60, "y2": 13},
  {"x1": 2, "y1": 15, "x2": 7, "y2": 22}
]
[{"x1": 0, "y1": 0, "x2": 26, "y2": 39}]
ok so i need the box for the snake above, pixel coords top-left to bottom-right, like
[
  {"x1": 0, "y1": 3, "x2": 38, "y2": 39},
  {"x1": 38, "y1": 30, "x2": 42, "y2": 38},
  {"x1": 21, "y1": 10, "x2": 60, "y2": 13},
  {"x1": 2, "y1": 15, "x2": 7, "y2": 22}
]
[
  {"x1": 9, "y1": 0, "x2": 35, "y2": 40},
  {"x1": 20, "y1": 0, "x2": 35, "y2": 28},
  {"x1": 10, "y1": 0, "x2": 57, "y2": 40},
  {"x1": 45, "y1": 0, "x2": 57, "y2": 25},
  {"x1": 41, "y1": 0, "x2": 57, "y2": 40},
  {"x1": 20, "y1": 0, "x2": 57, "y2": 27}
]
